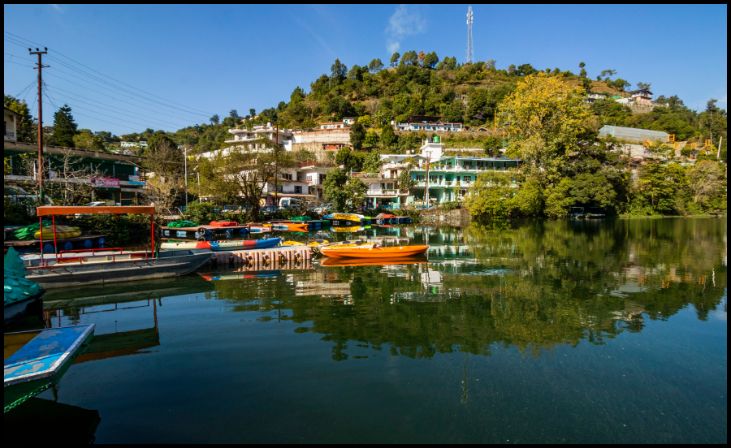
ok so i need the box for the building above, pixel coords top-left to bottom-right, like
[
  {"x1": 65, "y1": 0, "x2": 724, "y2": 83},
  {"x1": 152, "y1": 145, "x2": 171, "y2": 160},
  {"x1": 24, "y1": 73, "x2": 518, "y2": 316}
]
[
  {"x1": 291, "y1": 119, "x2": 352, "y2": 153},
  {"x1": 629, "y1": 89, "x2": 653, "y2": 106},
  {"x1": 586, "y1": 93, "x2": 607, "y2": 103},
  {"x1": 4, "y1": 107, "x2": 19, "y2": 143},
  {"x1": 394, "y1": 120, "x2": 464, "y2": 133},
  {"x1": 4, "y1": 141, "x2": 146, "y2": 205},
  {"x1": 353, "y1": 137, "x2": 520, "y2": 209},
  {"x1": 598, "y1": 125, "x2": 669, "y2": 144}
]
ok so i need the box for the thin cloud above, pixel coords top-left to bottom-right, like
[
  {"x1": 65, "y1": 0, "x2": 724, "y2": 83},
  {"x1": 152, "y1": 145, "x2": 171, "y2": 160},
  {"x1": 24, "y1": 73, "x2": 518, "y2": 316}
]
[
  {"x1": 291, "y1": 14, "x2": 337, "y2": 59},
  {"x1": 385, "y1": 5, "x2": 427, "y2": 54}
]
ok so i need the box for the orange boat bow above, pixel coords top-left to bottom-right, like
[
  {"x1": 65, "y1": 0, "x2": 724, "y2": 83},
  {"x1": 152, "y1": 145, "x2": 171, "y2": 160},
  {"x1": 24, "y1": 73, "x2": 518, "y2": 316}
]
[{"x1": 319, "y1": 244, "x2": 429, "y2": 259}]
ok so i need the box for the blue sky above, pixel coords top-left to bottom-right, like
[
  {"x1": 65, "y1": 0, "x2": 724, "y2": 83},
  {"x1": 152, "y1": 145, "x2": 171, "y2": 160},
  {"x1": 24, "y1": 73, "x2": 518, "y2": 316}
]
[{"x1": 4, "y1": 4, "x2": 727, "y2": 136}]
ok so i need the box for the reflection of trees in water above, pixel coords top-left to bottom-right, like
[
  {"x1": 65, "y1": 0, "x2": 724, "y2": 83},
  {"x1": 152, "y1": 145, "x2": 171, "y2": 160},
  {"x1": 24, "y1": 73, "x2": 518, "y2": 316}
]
[{"x1": 210, "y1": 218, "x2": 726, "y2": 360}]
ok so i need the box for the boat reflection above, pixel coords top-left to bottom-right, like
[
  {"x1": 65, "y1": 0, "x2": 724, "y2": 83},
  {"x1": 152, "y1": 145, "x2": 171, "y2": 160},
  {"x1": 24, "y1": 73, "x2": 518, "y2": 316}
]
[
  {"x1": 319, "y1": 256, "x2": 428, "y2": 267},
  {"x1": 4, "y1": 398, "x2": 101, "y2": 444}
]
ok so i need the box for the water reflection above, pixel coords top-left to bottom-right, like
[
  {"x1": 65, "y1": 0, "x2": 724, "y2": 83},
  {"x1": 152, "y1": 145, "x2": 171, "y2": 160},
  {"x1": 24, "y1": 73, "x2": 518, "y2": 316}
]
[{"x1": 210, "y1": 218, "x2": 726, "y2": 359}]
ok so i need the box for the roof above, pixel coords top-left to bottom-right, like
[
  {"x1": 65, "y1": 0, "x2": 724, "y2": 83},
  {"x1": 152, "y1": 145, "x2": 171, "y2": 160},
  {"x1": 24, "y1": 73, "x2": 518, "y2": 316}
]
[
  {"x1": 599, "y1": 125, "x2": 668, "y2": 142},
  {"x1": 4, "y1": 106, "x2": 21, "y2": 117},
  {"x1": 37, "y1": 206, "x2": 155, "y2": 216}
]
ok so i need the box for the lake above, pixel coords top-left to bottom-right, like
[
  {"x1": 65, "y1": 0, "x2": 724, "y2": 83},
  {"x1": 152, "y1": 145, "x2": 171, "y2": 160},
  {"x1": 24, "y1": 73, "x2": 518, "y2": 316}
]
[{"x1": 6, "y1": 217, "x2": 726, "y2": 443}]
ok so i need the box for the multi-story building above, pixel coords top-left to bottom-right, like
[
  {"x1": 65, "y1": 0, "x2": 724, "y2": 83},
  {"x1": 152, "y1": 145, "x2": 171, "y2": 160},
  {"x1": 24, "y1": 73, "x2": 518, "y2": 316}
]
[
  {"x1": 4, "y1": 141, "x2": 146, "y2": 205},
  {"x1": 394, "y1": 120, "x2": 464, "y2": 133},
  {"x1": 291, "y1": 119, "x2": 352, "y2": 153},
  {"x1": 354, "y1": 138, "x2": 520, "y2": 209}
]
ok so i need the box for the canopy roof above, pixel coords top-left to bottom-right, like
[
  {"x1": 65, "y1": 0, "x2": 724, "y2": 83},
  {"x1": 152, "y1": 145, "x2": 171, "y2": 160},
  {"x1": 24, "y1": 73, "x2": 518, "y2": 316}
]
[{"x1": 36, "y1": 206, "x2": 155, "y2": 216}]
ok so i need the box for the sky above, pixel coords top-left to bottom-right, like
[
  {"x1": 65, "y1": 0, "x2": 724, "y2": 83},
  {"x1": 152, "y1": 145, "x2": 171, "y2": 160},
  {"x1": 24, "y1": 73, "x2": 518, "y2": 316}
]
[{"x1": 4, "y1": 4, "x2": 727, "y2": 136}]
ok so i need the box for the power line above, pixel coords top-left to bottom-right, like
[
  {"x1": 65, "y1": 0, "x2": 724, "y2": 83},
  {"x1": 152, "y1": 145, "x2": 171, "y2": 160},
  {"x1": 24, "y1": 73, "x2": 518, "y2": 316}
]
[{"x1": 6, "y1": 31, "x2": 216, "y2": 118}]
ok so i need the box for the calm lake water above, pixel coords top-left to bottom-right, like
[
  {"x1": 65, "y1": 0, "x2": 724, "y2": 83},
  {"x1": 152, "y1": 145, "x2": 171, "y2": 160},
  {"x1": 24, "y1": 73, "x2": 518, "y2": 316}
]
[{"x1": 7, "y1": 218, "x2": 726, "y2": 444}]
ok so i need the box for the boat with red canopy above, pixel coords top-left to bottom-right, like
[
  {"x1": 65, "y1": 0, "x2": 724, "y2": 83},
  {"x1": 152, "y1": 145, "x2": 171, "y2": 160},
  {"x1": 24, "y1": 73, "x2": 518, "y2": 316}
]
[{"x1": 22, "y1": 206, "x2": 212, "y2": 289}]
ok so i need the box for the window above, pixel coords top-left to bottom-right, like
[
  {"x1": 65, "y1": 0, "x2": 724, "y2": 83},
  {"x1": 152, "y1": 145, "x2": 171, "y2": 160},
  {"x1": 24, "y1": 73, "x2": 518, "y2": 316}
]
[{"x1": 294, "y1": 186, "x2": 302, "y2": 194}]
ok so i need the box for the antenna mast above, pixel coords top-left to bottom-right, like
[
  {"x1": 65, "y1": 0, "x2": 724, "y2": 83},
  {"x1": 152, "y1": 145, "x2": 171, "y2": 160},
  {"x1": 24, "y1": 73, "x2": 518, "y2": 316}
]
[{"x1": 466, "y1": 6, "x2": 474, "y2": 63}]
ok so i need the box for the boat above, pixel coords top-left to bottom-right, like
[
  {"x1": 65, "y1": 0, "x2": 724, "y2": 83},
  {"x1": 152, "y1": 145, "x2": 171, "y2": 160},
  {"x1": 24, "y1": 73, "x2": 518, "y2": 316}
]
[
  {"x1": 319, "y1": 244, "x2": 429, "y2": 259},
  {"x1": 160, "y1": 237, "x2": 281, "y2": 251},
  {"x1": 323, "y1": 213, "x2": 364, "y2": 226},
  {"x1": 161, "y1": 224, "x2": 250, "y2": 240},
  {"x1": 33, "y1": 225, "x2": 81, "y2": 240},
  {"x1": 22, "y1": 206, "x2": 213, "y2": 289},
  {"x1": 4, "y1": 247, "x2": 44, "y2": 326},
  {"x1": 4, "y1": 324, "x2": 95, "y2": 413}
]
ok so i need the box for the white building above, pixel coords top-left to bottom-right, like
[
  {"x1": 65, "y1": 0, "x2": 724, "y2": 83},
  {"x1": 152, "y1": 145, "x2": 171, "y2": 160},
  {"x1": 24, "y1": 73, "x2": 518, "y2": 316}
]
[{"x1": 4, "y1": 107, "x2": 19, "y2": 142}]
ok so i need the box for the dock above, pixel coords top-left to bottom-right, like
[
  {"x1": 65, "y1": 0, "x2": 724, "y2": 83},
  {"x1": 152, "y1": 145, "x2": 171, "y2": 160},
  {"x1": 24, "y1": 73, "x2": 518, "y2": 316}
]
[{"x1": 209, "y1": 245, "x2": 313, "y2": 269}]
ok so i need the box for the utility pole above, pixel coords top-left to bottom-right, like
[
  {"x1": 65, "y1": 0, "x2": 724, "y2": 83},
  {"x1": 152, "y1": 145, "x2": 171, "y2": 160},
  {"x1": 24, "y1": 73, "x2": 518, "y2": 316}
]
[
  {"x1": 29, "y1": 47, "x2": 49, "y2": 201},
  {"x1": 466, "y1": 6, "x2": 474, "y2": 64},
  {"x1": 183, "y1": 145, "x2": 188, "y2": 208},
  {"x1": 274, "y1": 123, "x2": 278, "y2": 208},
  {"x1": 424, "y1": 149, "x2": 431, "y2": 207}
]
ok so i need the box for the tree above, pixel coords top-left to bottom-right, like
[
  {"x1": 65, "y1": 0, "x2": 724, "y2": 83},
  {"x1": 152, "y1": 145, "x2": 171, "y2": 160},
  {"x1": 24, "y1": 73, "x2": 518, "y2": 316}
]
[
  {"x1": 335, "y1": 146, "x2": 362, "y2": 172},
  {"x1": 389, "y1": 52, "x2": 400, "y2": 67},
  {"x1": 686, "y1": 160, "x2": 727, "y2": 213},
  {"x1": 210, "y1": 114, "x2": 220, "y2": 125},
  {"x1": 380, "y1": 124, "x2": 398, "y2": 149},
  {"x1": 423, "y1": 51, "x2": 439, "y2": 69},
  {"x1": 50, "y1": 104, "x2": 78, "y2": 147},
  {"x1": 73, "y1": 129, "x2": 105, "y2": 152},
  {"x1": 323, "y1": 168, "x2": 349, "y2": 211},
  {"x1": 249, "y1": 108, "x2": 256, "y2": 118},
  {"x1": 350, "y1": 122, "x2": 366, "y2": 151},
  {"x1": 144, "y1": 132, "x2": 185, "y2": 214},
  {"x1": 578, "y1": 61, "x2": 587, "y2": 78},
  {"x1": 599, "y1": 69, "x2": 617, "y2": 80},
  {"x1": 331, "y1": 58, "x2": 347, "y2": 83},
  {"x1": 400, "y1": 50, "x2": 418, "y2": 66},
  {"x1": 368, "y1": 58, "x2": 384, "y2": 72},
  {"x1": 636, "y1": 82, "x2": 651, "y2": 92},
  {"x1": 497, "y1": 73, "x2": 596, "y2": 175},
  {"x1": 4, "y1": 95, "x2": 36, "y2": 143}
]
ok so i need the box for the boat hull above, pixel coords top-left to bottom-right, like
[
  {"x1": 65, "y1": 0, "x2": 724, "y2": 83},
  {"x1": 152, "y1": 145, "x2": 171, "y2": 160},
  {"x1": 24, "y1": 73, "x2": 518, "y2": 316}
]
[
  {"x1": 319, "y1": 245, "x2": 429, "y2": 259},
  {"x1": 161, "y1": 237, "x2": 281, "y2": 251},
  {"x1": 24, "y1": 251, "x2": 212, "y2": 289},
  {"x1": 4, "y1": 324, "x2": 95, "y2": 413}
]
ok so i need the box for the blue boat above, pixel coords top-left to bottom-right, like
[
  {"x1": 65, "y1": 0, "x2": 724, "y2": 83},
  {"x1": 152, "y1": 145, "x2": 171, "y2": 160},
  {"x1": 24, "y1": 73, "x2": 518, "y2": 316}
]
[{"x1": 4, "y1": 324, "x2": 95, "y2": 413}]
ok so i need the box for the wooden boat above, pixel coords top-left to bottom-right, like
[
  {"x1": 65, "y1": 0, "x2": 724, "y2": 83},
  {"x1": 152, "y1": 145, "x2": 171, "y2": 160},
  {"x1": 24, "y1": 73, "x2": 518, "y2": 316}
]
[
  {"x1": 160, "y1": 237, "x2": 281, "y2": 251},
  {"x1": 323, "y1": 213, "x2": 364, "y2": 222},
  {"x1": 23, "y1": 249, "x2": 213, "y2": 289},
  {"x1": 320, "y1": 257, "x2": 427, "y2": 267},
  {"x1": 319, "y1": 244, "x2": 429, "y2": 259},
  {"x1": 4, "y1": 324, "x2": 95, "y2": 413},
  {"x1": 24, "y1": 206, "x2": 213, "y2": 289}
]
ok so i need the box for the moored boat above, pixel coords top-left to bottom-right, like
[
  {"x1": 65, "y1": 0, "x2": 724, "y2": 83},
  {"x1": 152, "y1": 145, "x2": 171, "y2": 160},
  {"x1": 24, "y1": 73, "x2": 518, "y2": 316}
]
[
  {"x1": 4, "y1": 324, "x2": 95, "y2": 413},
  {"x1": 160, "y1": 237, "x2": 281, "y2": 251},
  {"x1": 24, "y1": 206, "x2": 213, "y2": 289}
]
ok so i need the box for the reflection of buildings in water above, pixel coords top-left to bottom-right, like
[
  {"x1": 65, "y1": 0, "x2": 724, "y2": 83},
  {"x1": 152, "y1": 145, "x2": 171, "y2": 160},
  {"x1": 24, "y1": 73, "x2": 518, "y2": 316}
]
[
  {"x1": 292, "y1": 270, "x2": 352, "y2": 298},
  {"x1": 620, "y1": 264, "x2": 714, "y2": 290},
  {"x1": 427, "y1": 244, "x2": 472, "y2": 258}
]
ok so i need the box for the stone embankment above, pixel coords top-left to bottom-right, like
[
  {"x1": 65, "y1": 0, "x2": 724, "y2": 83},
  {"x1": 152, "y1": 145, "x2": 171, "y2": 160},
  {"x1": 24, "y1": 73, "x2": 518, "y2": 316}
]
[{"x1": 418, "y1": 208, "x2": 471, "y2": 227}]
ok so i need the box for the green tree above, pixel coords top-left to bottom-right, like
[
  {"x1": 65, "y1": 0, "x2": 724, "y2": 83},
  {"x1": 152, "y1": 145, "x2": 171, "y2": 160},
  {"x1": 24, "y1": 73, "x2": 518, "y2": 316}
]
[
  {"x1": 73, "y1": 129, "x2": 105, "y2": 152},
  {"x1": 686, "y1": 160, "x2": 727, "y2": 213},
  {"x1": 350, "y1": 122, "x2": 366, "y2": 151},
  {"x1": 50, "y1": 104, "x2": 78, "y2": 147},
  {"x1": 380, "y1": 124, "x2": 398, "y2": 149},
  {"x1": 389, "y1": 52, "x2": 400, "y2": 67},
  {"x1": 331, "y1": 58, "x2": 347, "y2": 83},
  {"x1": 4, "y1": 95, "x2": 36, "y2": 143},
  {"x1": 323, "y1": 168, "x2": 349, "y2": 210},
  {"x1": 368, "y1": 58, "x2": 384, "y2": 72},
  {"x1": 423, "y1": 51, "x2": 439, "y2": 69}
]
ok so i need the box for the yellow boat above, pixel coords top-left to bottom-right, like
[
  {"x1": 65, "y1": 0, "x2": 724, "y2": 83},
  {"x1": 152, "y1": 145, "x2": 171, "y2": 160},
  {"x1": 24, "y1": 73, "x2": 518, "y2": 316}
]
[
  {"x1": 34, "y1": 225, "x2": 82, "y2": 240},
  {"x1": 319, "y1": 244, "x2": 429, "y2": 259},
  {"x1": 331, "y1": 226, "x2": 364, "y2": 233}
]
